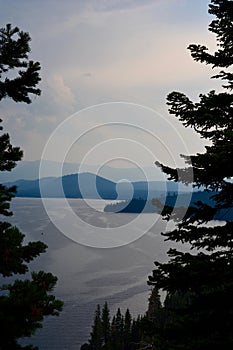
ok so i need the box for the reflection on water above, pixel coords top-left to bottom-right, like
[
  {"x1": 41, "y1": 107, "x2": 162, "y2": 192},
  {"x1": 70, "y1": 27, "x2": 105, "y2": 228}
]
[
  {"x1": 7, "y1": 198, "x2": 186, "y2": 349},
  {"x1": 40, "y1": 198, "x2": 164, "y2": 248}
]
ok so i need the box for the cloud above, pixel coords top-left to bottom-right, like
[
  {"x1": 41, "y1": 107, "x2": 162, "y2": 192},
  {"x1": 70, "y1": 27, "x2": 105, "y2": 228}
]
[
  {"x1": 0, "y1": 0, "x2": 213, "y2": 164},
  {"x1": 26, "y1": 2, "x2": 210, "y2": 90},
  {"x1": 47, "y1": 74, "x2": 76, "y2": 110}
]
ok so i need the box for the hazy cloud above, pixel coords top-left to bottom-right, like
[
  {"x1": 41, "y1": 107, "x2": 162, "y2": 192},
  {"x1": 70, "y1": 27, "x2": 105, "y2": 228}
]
[{"x1": 0, "y1": 0, "x2": 213, "y2": 166}]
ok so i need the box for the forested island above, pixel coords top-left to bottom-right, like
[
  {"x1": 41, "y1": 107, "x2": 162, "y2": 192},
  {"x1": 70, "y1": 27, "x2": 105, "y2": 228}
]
[{"x1": 104, "y1": 191, "x2": 233, "y2": 220}]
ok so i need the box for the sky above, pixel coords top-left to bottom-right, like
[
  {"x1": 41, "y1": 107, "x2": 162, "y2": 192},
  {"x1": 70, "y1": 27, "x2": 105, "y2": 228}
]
[{"x1": 0, "y1": 0, "x2": 222, "y2": 171}]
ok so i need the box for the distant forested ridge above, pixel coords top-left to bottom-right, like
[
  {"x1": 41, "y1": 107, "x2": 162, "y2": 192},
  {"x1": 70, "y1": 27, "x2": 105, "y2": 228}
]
[{"x1": 4, "y1": 174, "x2": 192, "y2": 199}]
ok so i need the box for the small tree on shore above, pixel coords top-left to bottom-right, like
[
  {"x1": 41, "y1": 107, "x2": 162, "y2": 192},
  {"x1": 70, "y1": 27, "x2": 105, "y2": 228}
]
[
  {"x1": 101, "y1": 302, "x2": 111, "y2": 347},
  {"x1": 89, "y1": 304, "x2": 103, "y2": 350}
]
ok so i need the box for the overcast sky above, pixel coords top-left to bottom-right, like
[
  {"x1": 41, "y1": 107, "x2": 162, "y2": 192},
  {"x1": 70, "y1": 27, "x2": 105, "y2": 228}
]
[{"x1": 0, "y1": 0, "x2": 221, "y2": 171}]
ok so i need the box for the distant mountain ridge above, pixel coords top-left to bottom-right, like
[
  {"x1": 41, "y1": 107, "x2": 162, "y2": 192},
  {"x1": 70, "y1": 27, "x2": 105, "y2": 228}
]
[
  {"x1": 5, "y1": 173, "x2": 117, "y2": 199},
  {"x1": 0, "y1": 159, "x2": 167, "y2": 183},
  {"x1": 6, "y1": 172, "x2": 231, "y2": 220},
  {"x1": 4, "y1": 172, "x2": 191, "y2": 200}
]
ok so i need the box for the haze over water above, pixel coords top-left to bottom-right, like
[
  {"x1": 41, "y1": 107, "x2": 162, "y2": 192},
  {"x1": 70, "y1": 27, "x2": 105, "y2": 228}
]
[{"x1": 7, "y1": 197, "x2": 186, "y2": 349}]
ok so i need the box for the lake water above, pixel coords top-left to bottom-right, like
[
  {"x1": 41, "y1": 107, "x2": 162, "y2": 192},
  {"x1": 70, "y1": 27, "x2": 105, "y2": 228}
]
[{"x1": 6, "y1": 198, "x2": 187, "y2": 349}]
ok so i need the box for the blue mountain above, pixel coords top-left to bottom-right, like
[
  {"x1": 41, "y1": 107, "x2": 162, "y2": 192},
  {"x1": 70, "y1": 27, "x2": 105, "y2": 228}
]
[
  {"x1": 5, "y1": 173, "x2": 118, "y2": 200},
  {"x1": 4, "y1": 173, "x2": 195, "y2": 200}
]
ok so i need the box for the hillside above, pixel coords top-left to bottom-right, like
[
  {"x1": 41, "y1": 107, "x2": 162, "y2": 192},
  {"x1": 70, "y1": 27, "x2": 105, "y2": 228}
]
[
  {"x1": 5, "y1": 173, "x2": 118, "y2": 199},
  {"x1": 4, "y1": 174, "x2": 192, "y2": 199}
]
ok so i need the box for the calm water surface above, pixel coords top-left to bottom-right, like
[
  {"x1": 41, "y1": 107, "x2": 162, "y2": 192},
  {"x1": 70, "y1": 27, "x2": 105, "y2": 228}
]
[{"x1": 7, "y1": 198, "x2": 183, "y2": 349}]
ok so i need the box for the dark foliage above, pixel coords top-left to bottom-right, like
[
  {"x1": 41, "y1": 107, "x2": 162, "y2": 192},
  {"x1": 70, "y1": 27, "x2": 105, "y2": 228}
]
[
  {"x1": 81, "y1": 303, "x2": 145, "y2": 350},
  {"x1": 0, "y1": 24, "x2": 41, "y2": 103},
  {"x1": 0, "y1": 24, "x2": 63, "y2": 349},
  {"x1": 147, "y1": 1, "x2": 233, "y2": 349}
]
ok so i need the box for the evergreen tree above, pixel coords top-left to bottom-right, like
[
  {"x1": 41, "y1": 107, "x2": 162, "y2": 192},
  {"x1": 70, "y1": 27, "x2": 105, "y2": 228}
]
[
  {"x1": 0, "y1": 24, "x2": 63, "y2": 349},
  {"x1": 0, "y1": 24, "x2": 41, "y2": 103},
  {"x1": 148, "y1": 1, "x2": 233, "y2": 349},
  {"x1": 113, "y1": 308, "x2": 124, "y2": 350},
  {"x1": 146, "y1": 288, "x2": 161, "y2": 322},
  {"x1": 116, "y1": 308, "x2": 124, "y2": 337},
  {"x1": 89, "y1": 304, "x2": 103, "y2": 350},
  {"x1": 123, "y1": 309, "x2": 132, "y2": 350},
  {"x1": 130, "y1": 316, "x2": 142, "y2": 348},
  {"x1": 110, "y1": 315, "x2": 117, "y2": 347},
  {"x1": 101, "y1": 302, "x2": 110, "y2": 348},
  {"x1": 82, "y1": 304, "x2": 146, "y2": 350}
]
